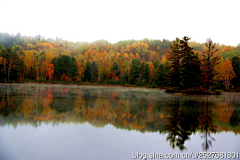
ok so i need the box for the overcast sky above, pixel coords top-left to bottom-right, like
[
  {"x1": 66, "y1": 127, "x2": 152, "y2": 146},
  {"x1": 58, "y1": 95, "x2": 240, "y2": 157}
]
[{"x1": 0, "y1": 0, "x2": 239, "y2": 46}]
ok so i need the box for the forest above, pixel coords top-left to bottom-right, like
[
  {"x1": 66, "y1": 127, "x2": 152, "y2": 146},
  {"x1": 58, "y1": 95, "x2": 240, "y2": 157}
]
[{"x1": 0, "y1": 32, "x2": 240, "y2": 92}]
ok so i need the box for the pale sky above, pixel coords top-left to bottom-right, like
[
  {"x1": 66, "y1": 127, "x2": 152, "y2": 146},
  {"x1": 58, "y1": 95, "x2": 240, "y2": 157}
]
[{"x1": 0, "y1": 0, "x2": 239, "y2": 46}]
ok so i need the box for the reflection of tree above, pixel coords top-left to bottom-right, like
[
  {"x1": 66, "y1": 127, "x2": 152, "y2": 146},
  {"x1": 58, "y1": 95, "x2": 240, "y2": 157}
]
[
  {"x1": 165, "y1": 99, "x2": 200, "y2": 150},
  {"x1": 1, "y1": 85, "x2": 239, "y2": 141},
  {"x1": 50, "y1": 99, "x2": 75, "y2": 114},
  {"x1": 165, "y1": 100, "x2": 182, "y2": 149},
  {"x1": 228, "y1": 97, "x2": 240, "y2": 128},
  {"x1": 49, "y1": 87, "x2": 75, "y2": 114},
  {"x1": 230, "y1": 108, "x2": 240, "y2": 127},
  {"x1": 198, "y1": 98, "x2": 218, "y2": 151},
  {"x1": 82, "y1": 89, "x2": 98, "y2": 108},
  {"x1": 0, "y1": 86, "x2": 21, "y2": 117},
  {"x1": 178, "y1": 100, "x2": 200, "y2": 150}
]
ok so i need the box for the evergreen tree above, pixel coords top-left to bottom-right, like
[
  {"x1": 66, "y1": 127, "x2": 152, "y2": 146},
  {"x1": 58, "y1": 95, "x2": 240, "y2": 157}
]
[
  {"x1": 111, "y1": 62, "x2": 120, "y2": 79},
  {"x1": 153, "y1": 60, "x2": 159, "y2": 69},
  {"x1": 120, "y1": 71, "x2": 129, "y2": 84},
  {"x1": 68, "y1": 57, "x2": 78, "y2": 79},
  {"x1": 154, "y1": 64, "x2": 167, "y2": 87},
  {"x1": 51, "y1": 54, "x2": 77, "y2": 80},
  {"x1": 83, "y1": 61, "x2": 91, "y2": 82},
  {"x1": 231, "y1": 56, "x2": 240, "y2": 88},
  {"x1": 201, "y1": 38, "x2": 220, "y2": 91},
  {"x1": 129, "y1": 59, "x2": 141, "y2": 85},
  {"x1": 91, "y1": 61, "x2": 98, "y2": 82},
  {"x1": 136, "y1": 73, "x2": 143, "y2": 86},
  {"x1": 180, "y1": 37, "x2": 201, "y2": 89},
  {"x1": 143, "y1": 63, "x2": 150, "y2": 84},
  {"x1": 166, "y1": 38, "x2": 182, "y2": 90}
]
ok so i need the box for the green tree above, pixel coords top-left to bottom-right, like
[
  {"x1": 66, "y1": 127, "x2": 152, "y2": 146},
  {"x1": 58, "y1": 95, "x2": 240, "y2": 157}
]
[
  {"x1": 180, "y1": 37, "x2": 201, "y2": 89},
  {"x1": 120, "y1": 71, "x2": 129, "y2": 85},
  {"x1": 143, "y1": 63, "x2": 150, "y2": 84},
  {"x1": 0, "y1": 48, "x2": 21, "y2": 81},
  {"x1": 153, "y1": 60, "x2": 159, "y2": 69},
  {"x1": 111, "y1": 62, "x2": 120, "y2": 79},
  {"x1": 91, "y1": 61, "x2": 98, "y2": 82},
  {"x1": 154, "y1": 64, "x2": 167, "y2": 87},
  {"x1": 231, "y1": 56, "x2": 240, "y2": 88},
  {"x1": 83, "y1": 61, "x2": 91, "y2": 82},
  {"x1": 166, "y1": 38, "x2": 182, "y2": 90},
  {"x1": 129, "y1": 59, "x2": 141, "y2": 85},
  {"x1": 51, "y1": 54, "x2": 77, "y2": 80}
]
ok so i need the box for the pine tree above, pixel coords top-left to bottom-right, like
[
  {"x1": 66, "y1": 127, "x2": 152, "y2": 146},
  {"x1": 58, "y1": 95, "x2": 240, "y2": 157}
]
[
  {"x1": 111, "y1": 62, "x2": 120, "y2": 80},
  {"x1": 231, "y1": 56, "x2": 240, "y2": 88},
  {"x1": 83, "y1": 61, "x2": 91, "y2": 82},
  {"x1": 91, "y1": 61, "x2": 98, "y2": 82},
  {"x1": 129, "y1": 59, "x2": 141, "y2": 85},
  {"x1": 154, "y1": 64, "x2": 167, "y2": 87},
  {"x1": 201, "y1": 38, "x2": 220, "y2": 91},
  {"x1": 166, "y1": 38, "x2": 182, "y2": 90},
  {"x1": 180, "y1": 36, "x2": 201, "y2": 89},
  {"x1": 143, "y1": 63, "x2": 150, "y2": 84}
]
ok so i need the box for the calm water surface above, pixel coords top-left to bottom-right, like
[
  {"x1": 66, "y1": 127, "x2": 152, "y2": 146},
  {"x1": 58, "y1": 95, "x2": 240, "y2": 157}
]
[{"x1": 0, "y1": 84, "x2": 239, "y2": 160}]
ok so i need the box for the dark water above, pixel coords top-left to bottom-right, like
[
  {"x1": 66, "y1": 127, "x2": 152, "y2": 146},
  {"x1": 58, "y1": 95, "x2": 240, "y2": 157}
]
[{"x1": 0, "y1": 84, "x2": 239, "y2": 160}]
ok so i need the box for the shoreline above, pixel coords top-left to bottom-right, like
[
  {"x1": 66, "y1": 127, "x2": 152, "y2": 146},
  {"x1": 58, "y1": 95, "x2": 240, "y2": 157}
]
[
  {"x1": 1, "y1": 81, "x2": 238, "y2": 94},
  {"x1": 0, "y1": 81, "x2": 165, "y2": 90}
]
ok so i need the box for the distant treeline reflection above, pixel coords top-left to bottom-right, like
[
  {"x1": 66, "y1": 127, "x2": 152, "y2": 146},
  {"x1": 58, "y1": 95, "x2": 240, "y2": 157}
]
[{"x1": 0, "y1": 84, "x2": 240, "y2": 151}]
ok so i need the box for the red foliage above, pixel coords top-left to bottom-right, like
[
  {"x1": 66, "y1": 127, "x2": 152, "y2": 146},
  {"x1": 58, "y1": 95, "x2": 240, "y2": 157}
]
[
  {"x1": 61, "y1": 74, "x2": 71, "y2": 81},
  {"x1": 46, "y1": 64, "x2": 54, "y2": 81}
]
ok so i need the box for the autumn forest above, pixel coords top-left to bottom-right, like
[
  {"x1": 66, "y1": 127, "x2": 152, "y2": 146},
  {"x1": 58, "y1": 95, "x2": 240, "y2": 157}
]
[
  {"x1": 1, "y1": 32, "x2": 240, "y2": 93},
  {"x1": 1, "y1": 32, "x2": 240, "y2": 157}
]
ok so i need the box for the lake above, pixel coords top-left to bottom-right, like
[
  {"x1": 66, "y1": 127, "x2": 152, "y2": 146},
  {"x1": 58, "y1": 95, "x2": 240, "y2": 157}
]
[{"x1": 0, "y1": 83, "x2": 239, "y2": 160}]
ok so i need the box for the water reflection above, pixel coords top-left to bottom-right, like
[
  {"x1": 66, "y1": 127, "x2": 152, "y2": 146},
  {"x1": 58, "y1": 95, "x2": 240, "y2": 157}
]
[
  {"x1": 198, "y1": 98, "x2": 217, "y2": 151},
  {"x1": 164, "y1": 99, "x2": 200, "y2": 150},
  {"x1": 0, "y1": 84, "x2": 240, "y2": 151}
]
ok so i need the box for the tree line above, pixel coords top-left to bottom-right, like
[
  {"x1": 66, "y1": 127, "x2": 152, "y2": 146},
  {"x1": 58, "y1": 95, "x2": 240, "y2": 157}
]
[{"x1": 0, "y1": 32, "x2": 240, "y2": 91}]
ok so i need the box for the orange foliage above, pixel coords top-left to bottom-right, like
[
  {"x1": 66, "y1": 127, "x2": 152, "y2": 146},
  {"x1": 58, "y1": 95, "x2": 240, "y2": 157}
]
[
  {"x1": 77, "y1": 60, "x2": 86, "y2": 81},
  {"x1": 61, "y1": 74, "x2": 71, "y2": 81},
  {"x1": 219, "y1": 60, "x2": 236, "y2": 89},
  {"x1": 0, "y1": 57, "x2": 3, "y2": 65},
  {"x1": 37, "y1": 42, "x2": 54, "y2": 49},
  {"x1": 34, "y1": 115, "x2": 52, "y2": 121},
  {"x1": 46, "y1": 64, "x2": 54, "y2": 81},
  {"x1": 149, "y1": 62, "x2": 155, "y2": 81},
  {"x1": 123, "y1": 53, "x2": 129, "y2": 60}
]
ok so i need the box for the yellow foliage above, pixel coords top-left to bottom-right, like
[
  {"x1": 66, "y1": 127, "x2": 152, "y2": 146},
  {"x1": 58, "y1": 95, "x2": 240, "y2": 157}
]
[
  {"x1": 136, "y1": 53, "x2": 140, "y2": 59},
  {"x1": 161, "y1": 55, "x2": 167, "y2": 64},
  {"x1": 37, "y1": 42, "x2": 54, "y2": 49},
  {"x1": 24, "y1": 50, "x2": 35, "y2": 71},
  {"x1": 160, "y1": 113, "x2": 164, "y2": 119},
  {"x1": 123, "y1": 53, "x2": 129, "y2": 60},
  {"x1": 219, "y1": 60, "x2": 236, "y2": 89},
  {"x1": 22, "y1": 99, "x2": 32, "y2": 116},
  {"x1": 121, "y1": 112, "x2": 127, "y2": 118}
]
